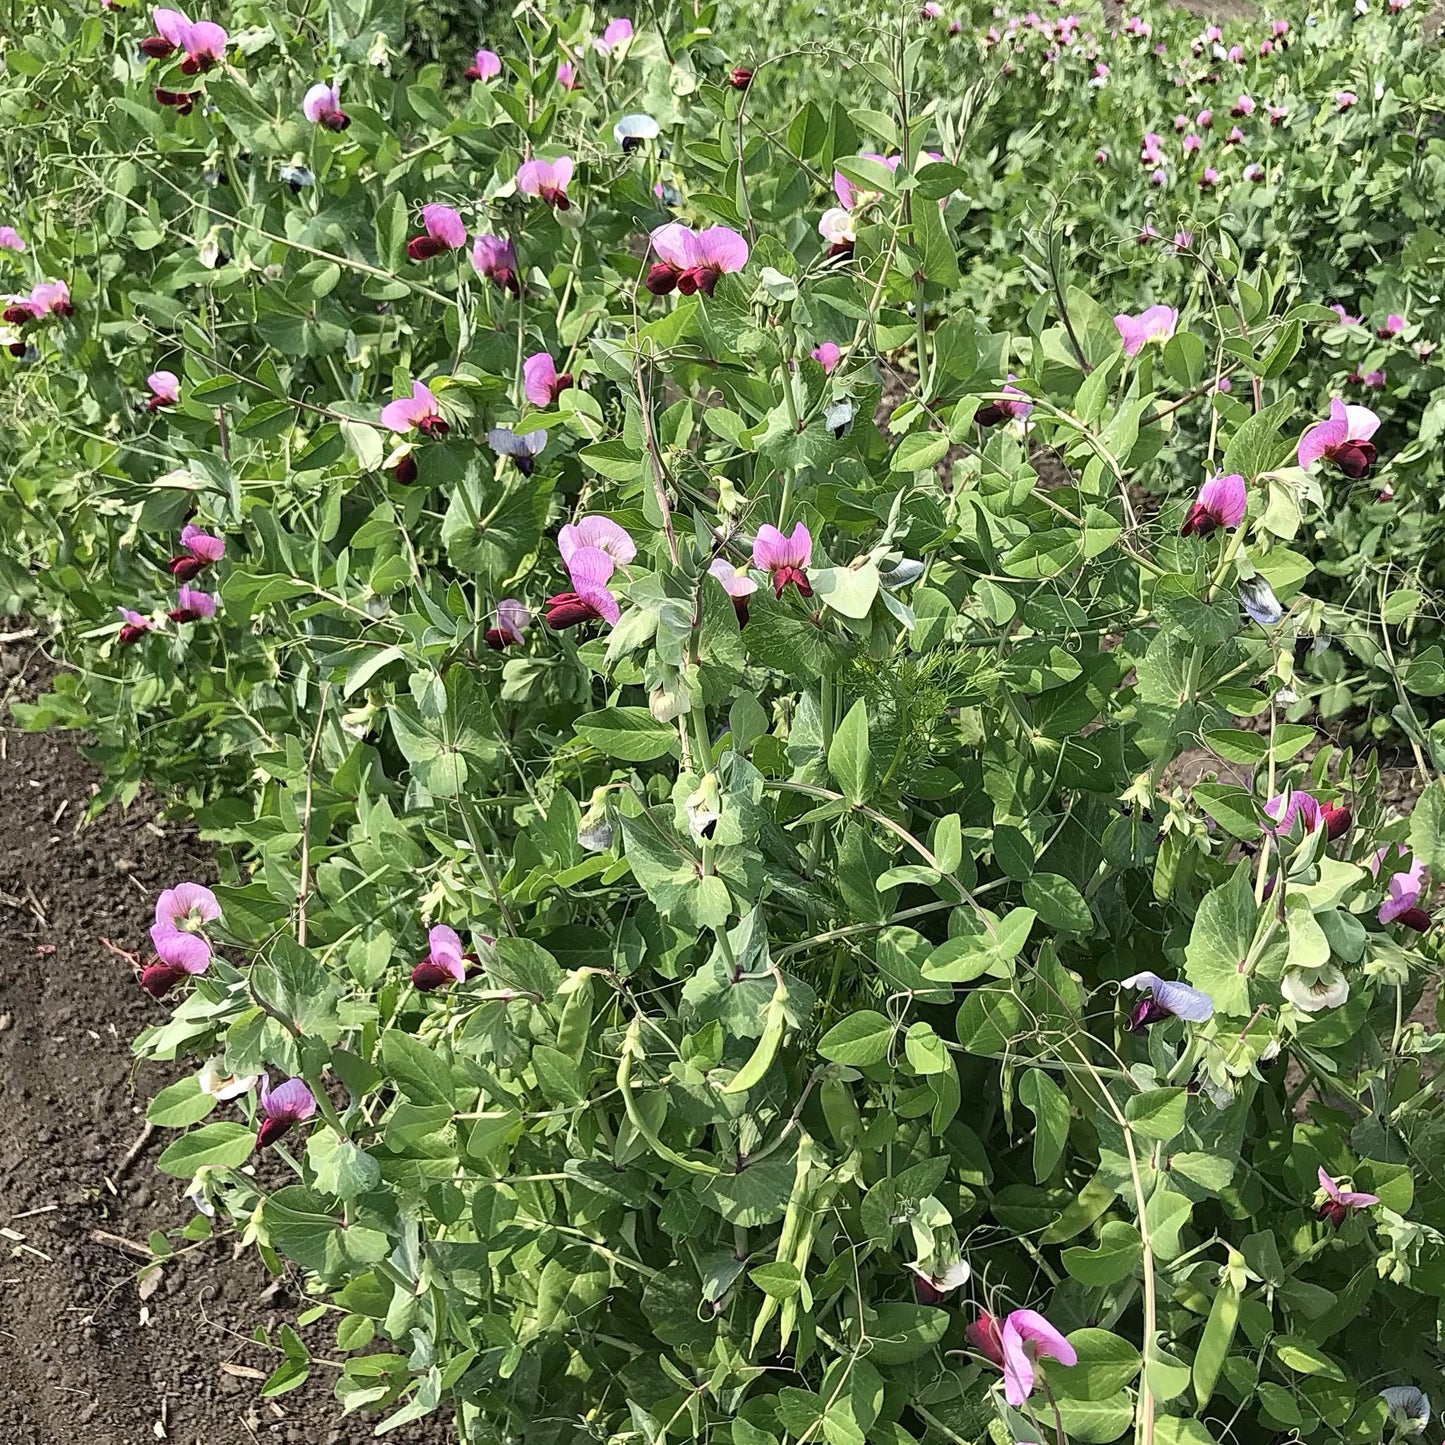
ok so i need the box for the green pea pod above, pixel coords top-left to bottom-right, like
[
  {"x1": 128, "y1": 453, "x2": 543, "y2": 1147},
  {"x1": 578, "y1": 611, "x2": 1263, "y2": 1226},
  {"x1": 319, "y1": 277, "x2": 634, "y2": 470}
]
[
  {"x1": 554, "y1": 972, "x2": 594, "y2": 1064},
  {"x1": 723, "y1": 976, "x2": 789, "y2": 1095},
  {"x1": 617, "y1": 1019, "x2": 721, "y2": 1177},
  {"x1": 1192, "y1": 1280, "x2": 1240, "y2": 1410}
]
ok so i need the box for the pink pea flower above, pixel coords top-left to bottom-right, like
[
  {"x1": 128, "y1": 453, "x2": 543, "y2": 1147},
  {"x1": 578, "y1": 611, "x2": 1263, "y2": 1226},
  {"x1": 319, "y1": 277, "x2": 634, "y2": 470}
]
[
  {"x1": 1259, "y1": 38, "x2": 1274, "y2": 54},
  {"x1": 1337, "y1": 91, "x2": 1358, "y2": 111},
  {"x1": 976, "y1": 376, "x2": 1033, "y2": 426},
  {"x1": 1204, "y1": 23, "x2": 1222, "y2": 40},
  {"x1": 1363, "y1": 369, "x2": 1386, "y2": 390},
  {"x1": 472, "y1": 233, "x2": 521, "y2": 296},
  {"x1": 1214, "y1": 376, "x2": 1232, "y2": 394},
  {"x1": 1172, "y1": 230, "x2": 1193, "y2": 251},
  {"x1": 708, "y1": 558, "x2": 758, "y2": 624},
  {"x1": 1199, "y1": 166, "x2": 1220, "y2": 190},
  {"x1": 1183, "y1": 134, "x2": 1202, "y2": 154},
  {"x1": 1330, "y1": 303, "x2": 1362, "y2": 326},
  {"x1": 1138, "y1": 224, "x2": 1160, "y2": 243},
  {"x1": 753, "y1": 523, "x2": 812, "y2": 599},
  {"x1": 1265, "y1": 789, "x2": 1322, "y2": 836},
  {"x1": 1225, "y1": 126, "x2": 1245, "y2": 145},
  {"x1": 302, "y1": 81, "x2": 349, "y2": 132},
  {"x1": 145, "y1": 369, "x2": 180, "y2": 411},
  {"x1": 1000, "y1": 1310, "x2": 1078, "y2": 1407},
  {"x1": 1227, "y1": 43, "x2": 1244, "y2": 61},
  {"x1": 812, "y1": 341, "x2": 842, "y2": 373},
  {"x1": 412, "y1": 924, "x2": 467, "y2": 991},
  {"x1": 118, "y1": 607, "x2": 153, "y2": 647},
  {"x1": 407, "y1": 204, "x2": 466, "y2": 262},
  {"x1": 484, "y1": 598, "x2": 532, "y2": 651},
  {"x1": 596, "y1": 17, "x2": 633, "y2": 54},
  {"x1": 1420, "y1": 341, "x2": 1436, "y2": 361},
  {"x1": 380, "y1": 380, "x2": 448, "y2": 438},
  {"x1": 1094, "y1": 148, "x2": 1108, "y2": 164},
  {"x1": 143, "y1": 8, "x2": 227, "y2": 73},
  {"x1": 556, "y1": 60, "x2": 581, "y2": 90},
  {"x1": 523, "y1": 352, "x2": 574, "y2": 407},
  {"x1": 30, "y1": 280, "x2": 72, "y2": 318},
  {"x1": 1180, "y1": 472, "x2": 1246, "y2": 537},
  {"x1": 1173, "y1": 113, "x2": 1189, "y2": 131},
  {"x1": 559, "y1": 515, "x2": 637, "y2": 566},
  {"x1": 1244, "y1": 163, "x2": 1264, "y2": 181},
  {"x1": 1149, "y1": 167, "x2": 1168, "y2": 187},
  {"x1": 1232, "y1": 93, "x2": 1255, "y2": 116},
  {"x1": 517, "y1": 156, "x2": 573, "y2": 210},
  {"x1": 1316, "y1": 1166, "x2": 1379, "y2": 1228},
  {"x1": 1266, "y1": 103, "x2": 1287, "y2": 125},
  {"x1": 1197, "y1": 108, "x2": 1213, "y2": 127},
  {"x1": 1377, "y1": 313, "x2": 1405, "y2": 339},
  {"x1": 0, "y1": 227, "x2": 23, "y2": 253},
  {"x1": 1297, "y1": 398, "x2": 1380, "y2": 477},
  {"x1": 255, "y1": 1077, "x2": 317, "y2": 1150},
  {"x1": 968, "y1": 1311, "x2": 1007, "y2": 1365},
  {"x1": 1114, "y1": 305, "x2": 1178, "y2": 356},
  {"x1": 545, "y1": 546, "x2": 622, "y2": 629},
  {"x1": 645, "y1": 222, "x2": 749, "y2": 297},
  {"x1": 1379, "y1": 851, "x2": 1431, "y2": 931},
  {"x1": 466, "y1": 48, "x2": 501, "y2": 82},
  {"x1": 143, "y1": 882, "x2": 221, "y2": 996},
  {"x1": 1271, "y1": 18, "x2": 1290, "y2": 35},
  {"x1": 168, "y1": 585, "x2": 217, "y2": 624},
  {"x1": 167, "y1": 523, "x2": 225, "y2": 581}
]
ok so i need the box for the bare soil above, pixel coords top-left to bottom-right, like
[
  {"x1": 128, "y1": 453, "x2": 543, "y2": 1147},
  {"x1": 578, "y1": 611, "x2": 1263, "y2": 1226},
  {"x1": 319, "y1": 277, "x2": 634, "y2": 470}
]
[{"x1": 0, "y1": 634, "x2": 450, "y2": 1445}]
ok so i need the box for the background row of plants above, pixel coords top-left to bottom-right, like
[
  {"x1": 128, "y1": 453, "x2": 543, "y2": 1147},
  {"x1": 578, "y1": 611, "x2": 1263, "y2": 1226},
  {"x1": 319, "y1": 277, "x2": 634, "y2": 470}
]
[{"x1": 4, "y1": 0, "x2": 1445, "y2": 1442}]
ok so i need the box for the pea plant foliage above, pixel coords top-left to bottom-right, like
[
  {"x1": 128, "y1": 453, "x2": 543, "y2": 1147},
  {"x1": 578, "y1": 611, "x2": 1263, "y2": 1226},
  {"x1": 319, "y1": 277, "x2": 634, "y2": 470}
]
[{"x1": 4, "y1": 0, "x2": 1445, "y2": 1443}]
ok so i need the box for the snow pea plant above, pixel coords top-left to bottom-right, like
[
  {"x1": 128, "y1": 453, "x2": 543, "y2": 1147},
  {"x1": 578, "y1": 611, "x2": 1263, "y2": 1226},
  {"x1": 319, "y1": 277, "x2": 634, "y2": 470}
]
[{"x1": 4, "y1": 1, "x2": 1445, "y2": 1442}]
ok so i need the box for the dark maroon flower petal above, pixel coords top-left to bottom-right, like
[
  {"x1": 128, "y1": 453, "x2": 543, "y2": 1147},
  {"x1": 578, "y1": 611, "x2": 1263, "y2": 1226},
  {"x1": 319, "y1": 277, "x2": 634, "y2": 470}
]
[
  {"x1": 411, "y1": 959, "x2": 457, "y2": 992},
  {"x1": 140, "y1": 35, "x2": 176, "y2": 59},
  {"x1": 1127, "y1": 996, "x2": 1172, "y2": 1031},
  {"x1": 392, "y1": 454, "x2": 418, "y2": 486},
  {"x1": 545, "y1": 592, "x2": 600, "y2": 629},
  {"x1": 1321, "y1": 804, "x2": 1352, "y2": 840},
  {"x1": 1397, "y1": 906, "x2": 1432, "y2": 932},
  {"x1": 255, "y1": 1116, "x2": 292, "y2": 1150},
  {"x1": 911, "y1": 1274, "x2": 946, "y2": 1307},
  {"x1": 138, "y1": 960, "x2": 188, "y2": 998},
  {"x1": 118, "y1": 625, "x2": 149, "y2": 646},
  {"x1": 1332, "y1": 439, "x2": 1377, "y2": 479},
  {"x1": 1179, "y1": 502, "x2": 1216, "y2": 538},
  {"x1": 167, "y1": 555, "x2": 206, "y2": 581},
  {"x1": 321, "y1": 109, "x2": 350, "y2": 132},
  {"x1": 729, "y1": 66, "x2": 754, "y2": 89},
  {"x1": 416, "y1": 415, "x2": 450, "y2": 439},
  {"x1": 406, "y1": 235, "x2": 449, "y2": 262},
  {"x1": 645, "y1": 263, "x2": 680, "y2": 296},
  {"x1": 1317, "y1": 1199, "x2": 1348, "y2": 1229}
]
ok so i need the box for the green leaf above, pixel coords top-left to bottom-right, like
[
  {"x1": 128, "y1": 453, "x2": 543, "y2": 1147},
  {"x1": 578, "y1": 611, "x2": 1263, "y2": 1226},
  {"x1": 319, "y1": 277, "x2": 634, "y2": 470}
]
[
  {"x1": 891, "y1": 431, "x2": 949, "y2": 473},
  {"x1": 1221, "y1": 397, "x2": 1294, "y2": 481},
  {"x1": 903, "y1": 1021, "x2": 950, "y2": 1075},
  {"x1": 1061, "y1": 1221, "x2": 1142, "y2": 1286},
  {"x1": 1053, "y1": 1329, "x2": 1142, "y2": 1401},
  {"x1": 146, "y1": 1076, "x2": 218, "y2": 1128},
  {"x1": 812, "y1": 563, "x2": 880, "y2": 619},
  {"x1": 1271, "y1": 1336, "x2": 1345, "y2": 1380},
  {"x1": 1409, "y1": 780, "x2": 1445, "y2": 874},
  {"x1": 1022, "y1": 873, "x2": 1092, "y2": 933},
  {"x1": 374, "y1": 192, "x2": 408, "y2": 271},
  {"x1": 1184, "y1": 863, "x2": 1260, "y2": 1016},
  {"x1": 1053, "y1": 1394, "x2": 1134, "y2": 1443},
  {"x1": 307, "y1": 1131, "x2": 381, "y2": 1203},
  {"x1": 749, "y1": 1261, "x2": 803, "y2": 1299},
  {"x1": 574, "y1": 707, "x2": 680, "y2": 762},
  {"x1": 156, "y1": 1122, "x2": 257, "y2": 1177},
  {"x1": 1125, "y1": 1088, "x2": 1187, "y2": 1144},
  {"x1": 828, "y1": 698, "x2": 874, "y2": 805},
  {"x1": 817, "y1": 1010, "x2": 894, "y2": 1066},
  {"x1": 1019, "y1": 1069, "x2": 1070, "y2": 1181},
  {"x1": 379, "y1": 1031, "x2": 455, "y2": 1107},
  {"x1": 251, "y1": 940, "x2": 342, "y2": 1044}
]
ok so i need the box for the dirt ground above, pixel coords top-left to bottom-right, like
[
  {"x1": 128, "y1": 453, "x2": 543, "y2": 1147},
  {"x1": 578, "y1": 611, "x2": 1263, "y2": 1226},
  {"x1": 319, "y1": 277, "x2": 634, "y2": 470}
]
[{"x1": 0, "y1": 635, "x2": 449, "y2": 1445}]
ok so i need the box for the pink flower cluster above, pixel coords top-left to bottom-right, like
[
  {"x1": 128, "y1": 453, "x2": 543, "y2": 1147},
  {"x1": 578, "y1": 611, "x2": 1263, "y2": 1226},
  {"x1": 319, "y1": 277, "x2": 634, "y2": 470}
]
[{"x1": 545, "y1": 517, "x2": 636, "y2": 629}]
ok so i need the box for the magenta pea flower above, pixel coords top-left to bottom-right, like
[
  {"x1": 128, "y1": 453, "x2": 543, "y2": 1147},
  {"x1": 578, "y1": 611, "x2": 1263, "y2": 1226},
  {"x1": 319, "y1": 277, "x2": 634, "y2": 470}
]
[
  {"x1": 998, "y1": 1310, "x2": 1078, "y2": 1407},
  {"x1": 1271, "y1": 18, "x2": 1289, "y2": 35},
  {"x1": 1337, "y1": 91, "x2": 1358, "y2": 111},
  {"x1": 407, "y1": 204, "x2": 466, "y2": 262},
  {"x1": 146, "y1": 369, "x2": 180, "y2": 411},
  {"x1": 472, "y1": 233, "x2": 521, "y2": 296},
  {"x1": 255, "y1": 1077, "x2": 317, "y2": 1150},
  {"x1": 1182, "y1": 134, "x2": 1202, "y2": 155},
  {"x1": 1266, "y1": 103, "x2": 1287, "y2": 125},
  {"x1": 412, "y1": 923, "x2": 467, "y2": 991},
  {"x1": 1180, "y1": 472, "x2": 1246, "y2": 537},
  {"x1": 1173, "y1": 113, "x2": 1188, "y2": 131},
  {"x1": 753, "y1": 523, "x2": 812, "y2": 599},
  {"x1": 302, "y1": 80, "x2": 349, "y2": 132},
  {"x1": 1316, "y1": 1166, "x2": 1379, "y2": 1228},
  {"x1": 811, "y1": 341, "x2": 842, "y2": 373},
  {"x1": 1265, "y1": 789, "x2": 1321, "y2": 836},
  {"x1": 167, "y1": 523, "x2": 225, "y2": 581},
  {"x1": 1197, "y1": 108, "x2": 1213, "y2": 127},
  {"x1": 645, "y1": 222, "x2": 749, "y2": 297},
  {"x1": 1232, "y1": 93, "x2": 1255, "y2": 116},
  {"x1": 709, "y1": 557, "x2": 759, "y2": 624},
  {"x1": 466, "y1": 48, "x2": 501, "y2": 82},
  {"x1": 168, "y1": 585, "x2": 217, "y2": 623},
  {"x1": 1114, "y1": 305, "x2": 1178, "y2": 356},
  {"x1": 1244, "y1": 163, "x2": 1264, "y2": 182},
  {"x1": 523, "y1": 352, "x2": 574, "y2": 407},
  {"x1": 557, "y1": 60, "x2": 581, "y2": 90},
  {"x1": 1330, "y1": 303, "x2": 1362, "y2": 326},
  {"x1": 484, "y1": 598, "x2": 532, "y2": 651},
  {"x1": 545, "y1": 546, "x2": 622, "y2": 630},
  {"x1": 1226, "y1": 126, "x2": 1245, "y2": 145},
  {"x1": 1379, "y1": 851, "x2": 1431, "y2": 931},
  {"x1": 1199, "y1": 166, "x2": 1220, "y2": 190},
  {"x1": 517, "y1": 156, "x2": 573, "y2": 210},
  {"x1": 1121, "y1": 971, "x2": 1214, "y2": 1030},
  {"x1": 595, "y1": 17, "x2": 633, "y2": 54},
  {"x1": 1297, "y1": 398, "x2": 1380, "y2": 478},
  {"x1": 118, "y1": 607, "x2": 153, "y2": 647},
  {"x1": 1377, "y1": 313, "x2": 1405, "y2": 339},
  {"x1": 0, "y1": 226, "x2": 23, "y2": 253},
  {"x1": 559, "y1": 516, "x2": 637, "y2": 566},
  {"x1": 381, "y1": 379, "x2": 448, "y2": 438},
  {"x1": 143, "y1": 882, "x2": 221, "y2": 995},
  {"x1": 1148, "y1": 167, "x2": 1168, "y2": 187}
]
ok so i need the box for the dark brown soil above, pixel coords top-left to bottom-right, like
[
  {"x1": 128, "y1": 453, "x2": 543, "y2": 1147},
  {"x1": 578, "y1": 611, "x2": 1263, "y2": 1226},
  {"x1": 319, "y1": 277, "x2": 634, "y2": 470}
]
[{"x1": 0, "y1": 634, "x2": 450, "y2": 1445}]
